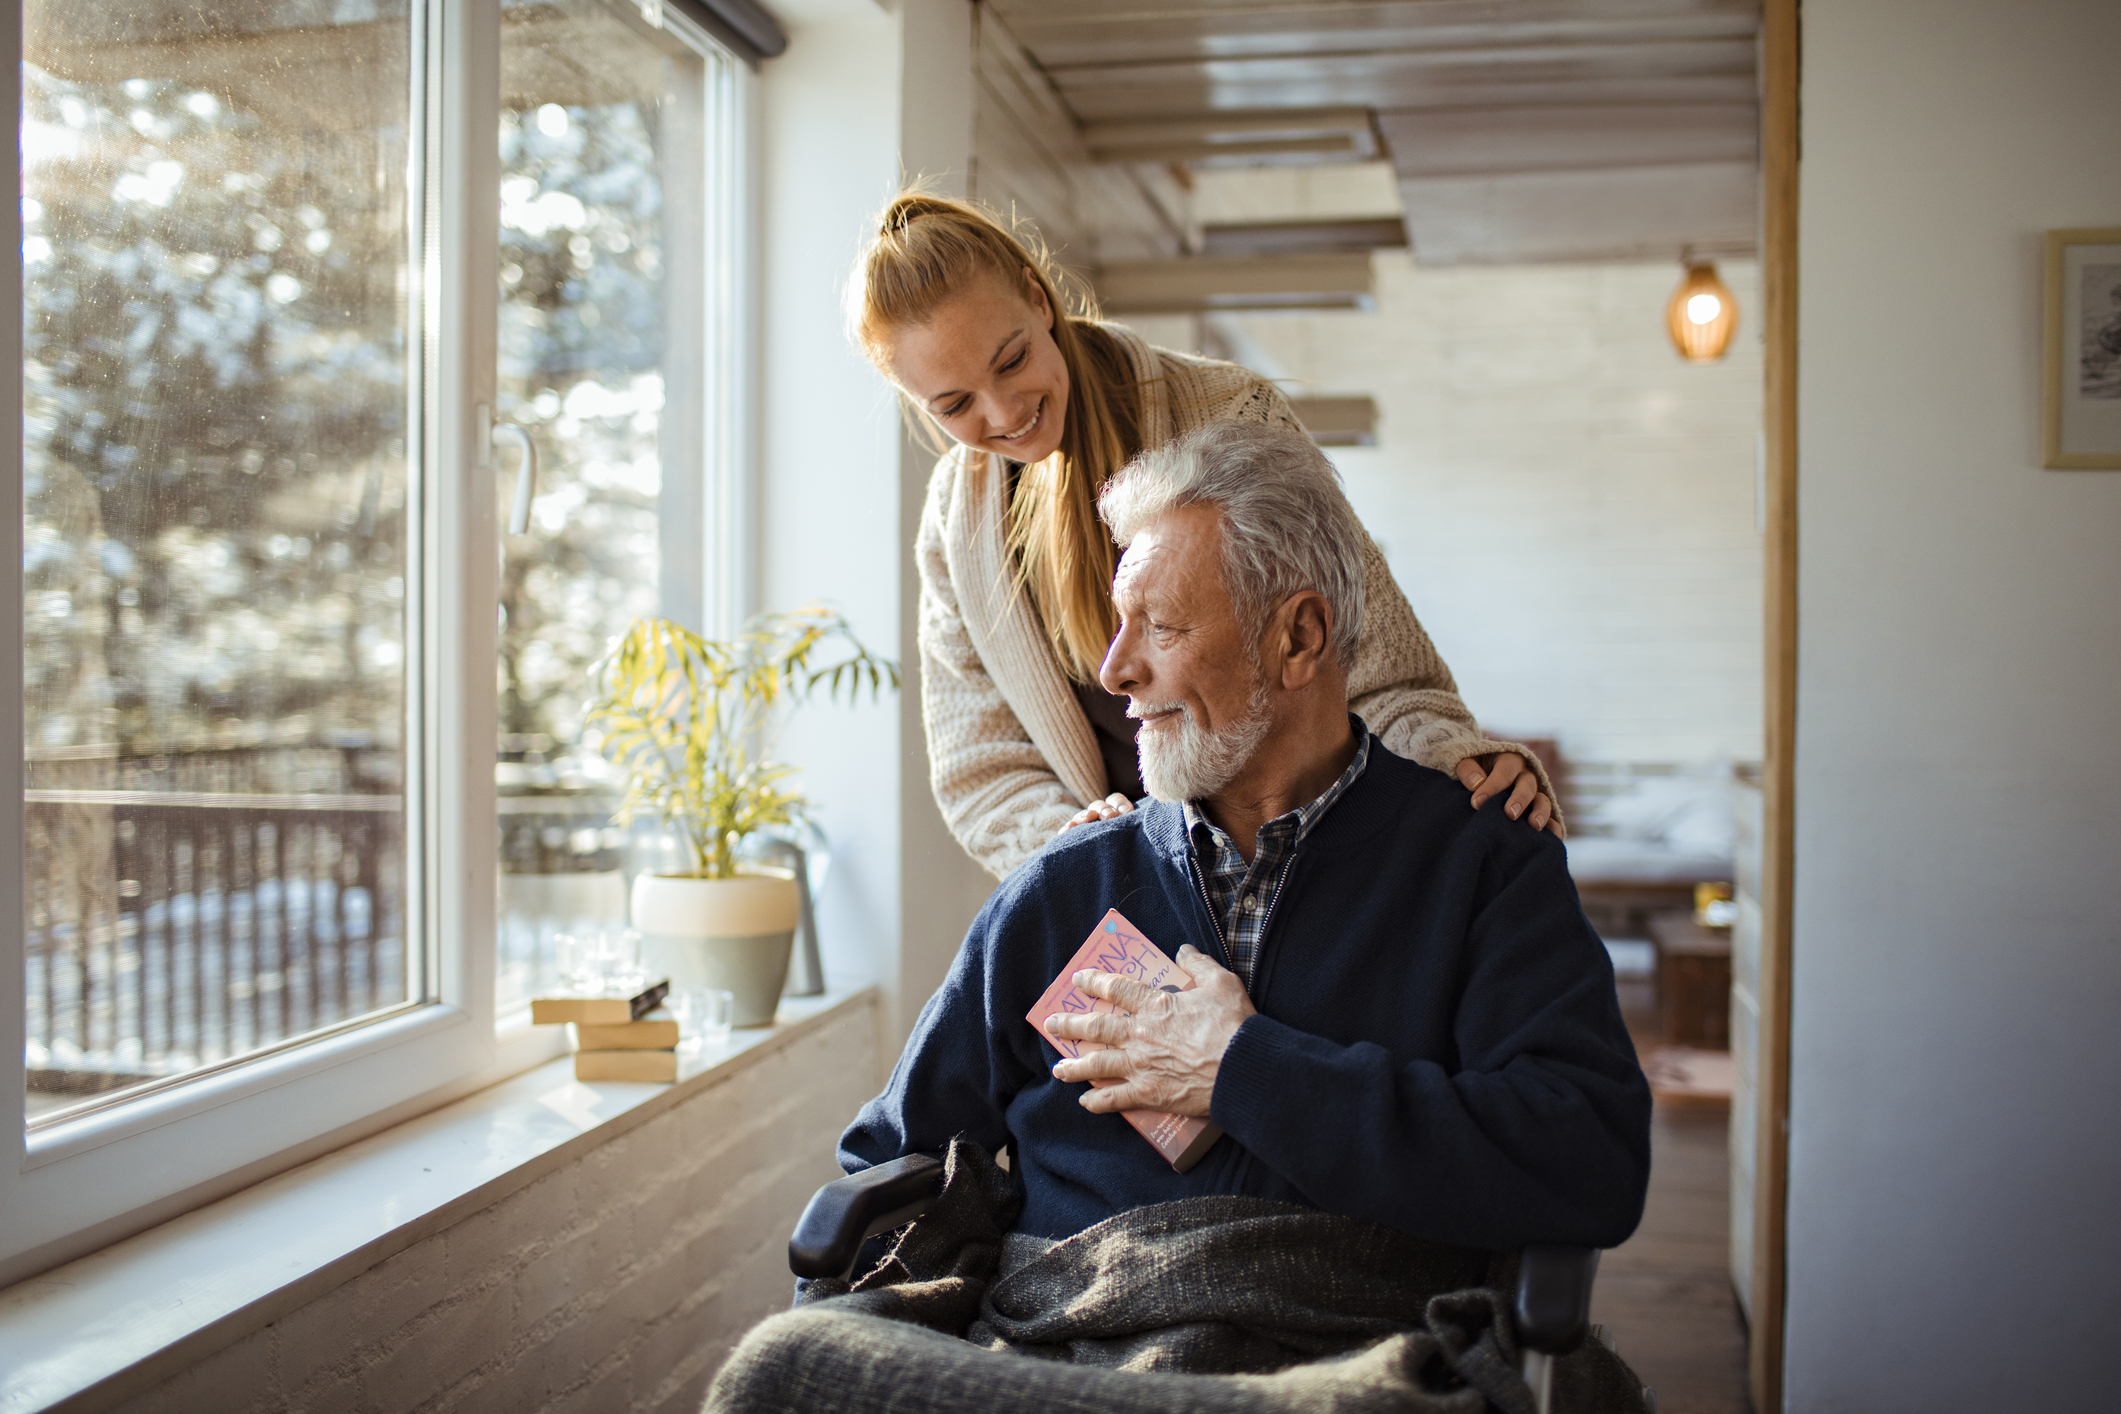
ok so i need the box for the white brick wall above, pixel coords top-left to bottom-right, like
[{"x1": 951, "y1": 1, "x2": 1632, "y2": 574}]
[
  {"x1": 111, "y1": 1002, "x2": 880, "y2": 1414},
  {"x1": 1228, "y1": 257, "x2": 1766, "y2": 766}
]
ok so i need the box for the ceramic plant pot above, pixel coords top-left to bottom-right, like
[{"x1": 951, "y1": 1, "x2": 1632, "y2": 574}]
[{"x1": 630, "y1": 868, "x2": 798, "y2": 1027}]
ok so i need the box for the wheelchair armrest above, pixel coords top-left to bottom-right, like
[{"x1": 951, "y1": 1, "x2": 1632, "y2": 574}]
[
  {"x1": 788, "y1": 1153, "x2": 946, "y2": 1281},
  {"x1": 1513, "y1": 1244, "x2": 1601, "y2": 1355}
]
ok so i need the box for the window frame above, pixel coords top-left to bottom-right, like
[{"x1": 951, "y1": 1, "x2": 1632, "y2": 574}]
[{"x1": 1, "y1": 0, "x2": 753, "y2": 1283}]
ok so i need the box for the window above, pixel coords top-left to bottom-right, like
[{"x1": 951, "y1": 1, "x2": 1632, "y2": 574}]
[
  {"x1": 21, "y1": 0, "x2": 421, "y2": 1127},
  {"x1": 5, "y1": 0, "x2": 749, "y2": 1272},
  {"x1": 493, "y1": 0, "x2": 738, "y2": 1018}
]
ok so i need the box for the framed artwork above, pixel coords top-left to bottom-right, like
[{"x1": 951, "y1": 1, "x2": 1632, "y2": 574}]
[{"x1": 2044, "y1": 227, "x2": 2121, "y2": 469}]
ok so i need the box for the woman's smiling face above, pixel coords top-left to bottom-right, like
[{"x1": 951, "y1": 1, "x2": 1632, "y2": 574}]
[{"x1": 885, "y1": 269, "x2": 1070, "y2": 466}]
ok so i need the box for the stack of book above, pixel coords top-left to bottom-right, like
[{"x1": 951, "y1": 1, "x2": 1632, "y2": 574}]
[{"x1": 531, "y1": 979, "x2": 679, "y2": 1082}]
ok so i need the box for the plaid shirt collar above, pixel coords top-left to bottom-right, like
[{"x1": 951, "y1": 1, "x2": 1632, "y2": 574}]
[{"x1": 1182, "y1": 724, "x2": 1371, "y2": 989}]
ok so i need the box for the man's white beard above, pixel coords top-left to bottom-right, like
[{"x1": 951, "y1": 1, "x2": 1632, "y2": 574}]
[{"x1": 1132, "y1": 679, "x2": 1272, "y2": 804}]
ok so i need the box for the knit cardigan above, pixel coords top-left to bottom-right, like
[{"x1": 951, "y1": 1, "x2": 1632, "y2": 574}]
[{"x1": 915, "y1": 323, "x2": 1556, "y2": 879}]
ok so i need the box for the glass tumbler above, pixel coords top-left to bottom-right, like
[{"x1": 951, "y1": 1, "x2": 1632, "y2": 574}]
[
  {"x1": 556, "y1": 927, "x2": 645, "y2": 995},
  {"x1": 669, "y1": 987, "x2": 736, "y2": 1053}
]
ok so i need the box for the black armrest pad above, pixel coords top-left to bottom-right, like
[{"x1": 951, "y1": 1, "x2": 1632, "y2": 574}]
[
  {"x1": 1514, "y1": 1244, "x2": 1601, "y2": 1355},
  {"x1": 788, "y1": 1153, "x2": 946, "y2": 1280}
]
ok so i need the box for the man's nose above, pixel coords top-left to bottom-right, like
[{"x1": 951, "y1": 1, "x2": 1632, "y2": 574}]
[{"x1": 1097, "y1": 623, "x2": 1138, "y2": 696}]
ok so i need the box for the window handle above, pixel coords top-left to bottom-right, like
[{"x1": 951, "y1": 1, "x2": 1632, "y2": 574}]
[{"x1": 493, "y1": 421, "x2": 538, "y2": 536}]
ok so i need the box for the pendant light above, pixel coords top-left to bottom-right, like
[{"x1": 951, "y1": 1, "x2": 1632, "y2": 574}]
[{"x1": 1665, "y1": 252, "x2": 1738, "y2": 363}]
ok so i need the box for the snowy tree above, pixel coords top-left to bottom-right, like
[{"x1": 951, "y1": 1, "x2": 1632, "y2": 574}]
[
  {"x1": 495, "y1": 93, "x2": 670, "y2": 755},
  {"x1": 23, "y1": 61, "x2": 409, "y2": 775}
]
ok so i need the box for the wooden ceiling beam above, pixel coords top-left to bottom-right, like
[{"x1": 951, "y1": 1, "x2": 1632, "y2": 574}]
[
  {"x1": 1061, "y1": 75, "x2": 1760, "y2": 123},
  {"x1": 1048, "y1": 37, "x2": 1759, "y2": 87},
  {"x1": 1020, "y1": 13, "x2": 1760, "y2": 71},
  {"x1": 1081, "y1": 106, "x2": 1380, "y2": 164},
  {"x1": 1379, "y1": 102, "x2": 1757, "y2": 179},
  {"x1": 1092, "y1": 253, "x2": 1376, "y2": 314},
  {"x1": 1081, "y1": 105, "x2": 1374, "y2": 144},
  {"x1": 1397, "y1": 159, "x2": 1758, "y2": 265},
  {"x1": 988, "y1": 0, "x2": 1761, "y2": 35},
  {"x1": 1201, "y1": 217, "x2": 1410, "y2": 257},
  {"x1": 1089, "y1": 135, "x2": 1369, "y2": 165}
]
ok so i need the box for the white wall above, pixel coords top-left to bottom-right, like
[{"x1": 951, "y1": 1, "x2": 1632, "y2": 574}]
[
  {"x1": 889, "y1": 0, "x2": 1002, "y2": 1038},
  {"x1": 757, "y1": 0, "x2": 907, "y2": 1017},
  {"x1": 757, "y1": 0, "x2": 993, "y2": 1045},
  {"x1": 1228, "y1": 258, "x2": 1766, "y2": 766},
  {"x1": 1787, "y1": 2, "x2": 2121, "y2": 1408}
]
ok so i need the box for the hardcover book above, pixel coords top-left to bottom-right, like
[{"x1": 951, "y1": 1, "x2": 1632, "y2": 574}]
[
  {"x1": 574, "y1": 1016, "x2": 680, "y2": 1051},
  {"x1": 530, "y1": 979, "x2": 670, "y2": 1026},
  {"x1": 1026, "y1": 909, "x2": 1223, "y2": 1174}
]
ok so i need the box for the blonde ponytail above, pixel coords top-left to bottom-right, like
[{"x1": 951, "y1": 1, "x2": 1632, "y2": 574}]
[{"x1": 855, "y1": 193, "x2": 1141, "y2": 681}]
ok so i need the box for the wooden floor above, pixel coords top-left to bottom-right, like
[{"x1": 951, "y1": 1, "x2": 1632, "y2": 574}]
[
  {"x1": 1592, "y1": 1106, "x2": 1753, "y2": 1413},
  {"x1": 1591, "y1": 985, "x2": 1754, "y2": 1413}
]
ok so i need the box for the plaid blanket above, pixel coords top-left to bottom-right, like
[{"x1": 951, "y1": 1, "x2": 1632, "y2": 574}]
[{"x1": 707, "y1": 1141, "x2": 1647, "y2": 1414}]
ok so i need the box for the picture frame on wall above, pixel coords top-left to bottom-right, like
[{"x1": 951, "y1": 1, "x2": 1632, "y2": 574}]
[{"x1": 2044, "y1": 227, "x2": 2121, "y2": 469}]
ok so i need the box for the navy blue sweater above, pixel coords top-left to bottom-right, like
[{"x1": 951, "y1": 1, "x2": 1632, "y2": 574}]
[{"x1": 841, "y1": 739, "x2": 1653, "y2": 1253}]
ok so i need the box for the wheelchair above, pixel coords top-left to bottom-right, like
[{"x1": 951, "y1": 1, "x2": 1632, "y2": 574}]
[{"x1": 788, "y1": 1152, "x2": 1628, "y2": 1414}]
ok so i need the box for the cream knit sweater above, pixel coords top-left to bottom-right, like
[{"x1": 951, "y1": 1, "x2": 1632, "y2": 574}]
[{"x1": 915, "y1": 324, "x2": 1555, "y2": 878}]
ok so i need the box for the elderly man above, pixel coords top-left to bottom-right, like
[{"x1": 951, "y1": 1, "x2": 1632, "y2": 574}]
[{"x1": 837, "y1": 421, "x2": 1651, "y2": 1253}]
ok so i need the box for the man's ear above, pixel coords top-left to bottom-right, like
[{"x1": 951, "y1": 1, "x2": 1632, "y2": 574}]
[{"x1": 1270, "y1": 591, "x2": 1335, "y2": 690}]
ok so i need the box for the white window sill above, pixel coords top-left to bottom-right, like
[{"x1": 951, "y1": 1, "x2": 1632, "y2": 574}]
[{"x1": 0, "y1": 989, "x2": 875, "y2": 1414}]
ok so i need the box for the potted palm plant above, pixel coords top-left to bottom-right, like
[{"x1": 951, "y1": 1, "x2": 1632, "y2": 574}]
[{"x1": 587, "y1": 608, "x2": 895, "y2": 1025}]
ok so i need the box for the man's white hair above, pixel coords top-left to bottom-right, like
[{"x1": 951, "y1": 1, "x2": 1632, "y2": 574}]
[{"x1": 1098, "y1": 421, "x2": 1367, "y2": 663}]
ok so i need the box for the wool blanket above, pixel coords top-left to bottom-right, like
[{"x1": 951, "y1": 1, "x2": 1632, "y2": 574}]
[{"x1": 706, "y1": 1143, "x2": 1647, "y2": 1414}]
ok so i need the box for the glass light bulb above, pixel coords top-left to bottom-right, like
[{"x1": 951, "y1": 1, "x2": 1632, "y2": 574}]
[{"x1": 1686, "y1": 293, "x2": 1722, "y2": 325}]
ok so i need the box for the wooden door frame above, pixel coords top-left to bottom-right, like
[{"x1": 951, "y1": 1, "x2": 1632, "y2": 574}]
[{"x1": 1752, "y1": 1, "x2": 1799, "y2": 1409}]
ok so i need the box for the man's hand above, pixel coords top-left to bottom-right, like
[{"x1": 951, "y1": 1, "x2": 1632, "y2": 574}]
[{"x1": 1045, "y1": 944, "x2": 1255, "y2": 1118}]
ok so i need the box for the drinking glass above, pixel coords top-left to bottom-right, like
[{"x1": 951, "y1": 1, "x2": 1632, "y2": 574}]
[
  {"x1": 555, "y1": 927, "x2": 644, "y2": 995},
  {"x1": 669, "y1": 988, "x2": 735, "y2": 1053}
]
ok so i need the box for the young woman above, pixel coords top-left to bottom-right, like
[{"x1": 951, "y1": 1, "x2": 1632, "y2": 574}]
[{"x1": 856, "y1": 194, "x2": 1559, "y2": 879}]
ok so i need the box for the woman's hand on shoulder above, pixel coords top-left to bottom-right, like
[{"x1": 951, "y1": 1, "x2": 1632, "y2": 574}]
[
  {"x1": 1454, "y1": 753, "x2": 1564, "y2": 838},
  {"x1": 1059, "y1": 793, "x2": 1136, "y2": 834}
]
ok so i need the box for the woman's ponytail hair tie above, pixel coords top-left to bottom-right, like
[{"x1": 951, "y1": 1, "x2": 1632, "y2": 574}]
[{"x1": 881, "y1": 197, "x2": 935, "y2": 237}]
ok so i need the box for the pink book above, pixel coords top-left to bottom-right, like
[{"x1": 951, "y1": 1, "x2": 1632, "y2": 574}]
[{"x1": 1026, "y1": 908, "x2": 1223, "y2": 1174}]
